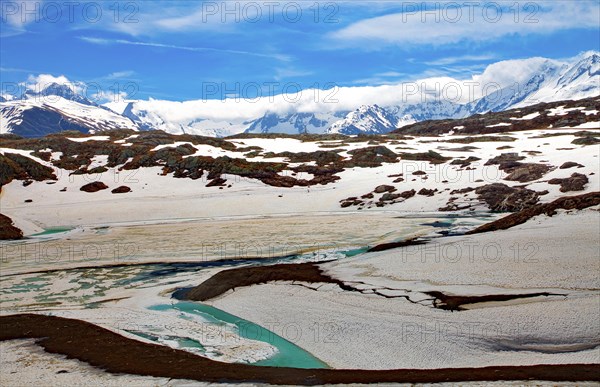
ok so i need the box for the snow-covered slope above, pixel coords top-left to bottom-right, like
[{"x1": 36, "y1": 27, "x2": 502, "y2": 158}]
[
  {"x1": 0, "y1": 97, "x2": 140, "y2": 137},
  {"x1": 468, "y1": 53, "x2": 600, "y2": 113}
]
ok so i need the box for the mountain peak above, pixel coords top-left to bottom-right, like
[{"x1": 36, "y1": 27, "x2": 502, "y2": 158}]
[
  {"x1": 328, "y1": 104, "x2": 413, "y2": 135},
  {"x1": 22, "y1": 82, "x2": 94, "y2": 106}
]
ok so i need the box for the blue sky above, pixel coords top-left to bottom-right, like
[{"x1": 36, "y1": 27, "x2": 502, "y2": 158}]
[{"x1": 1, "y1": 1, "x2": 599, "y2": 101}]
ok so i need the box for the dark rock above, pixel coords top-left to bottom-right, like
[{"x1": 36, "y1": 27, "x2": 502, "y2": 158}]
[
  {"x1": 374, "y1": 185, "x2": 396, "y2": 194},
  {"x1": 399, "y1": 189, "x2": 416, "y2": 199},
  {"x1": 572, "y1": 137, "x2": 600, "y2": 146},
  {"x1": 111, "y1": 186, "x2": 132, "y2": 194},
  {"x1": 340, "y1": 198, "x2": 362, "y2": 208},
  {"x1": 450, "y1": 187, "x2": 474, "y2": 194},
  {"x1": 0, "y1": 214, "x2": 23, "y2": 240},
  {"x1": 80, "y1": 182, "x2": 109, "y2": 193},
  {"x1": 417, "y1": 188, "x2": 436, "y2": 197},
  {"x1": 560, "y1": 161, "x2": 584, "y2": 169},
  {"x1": 475, "y1": 183, "x2": 544, "y2": 212},
  {"x1": 468, "y1": 192, "x2": 600, "y2": 234},
  {"x1": 413, "y1": 170, "x2": 427, "y2": 176},
  {"x1": 439, "y1": 203, "x2": 471, "y2": 211},
  {"x1": 548, "y1": 173, "x2": 588, "y2": 192},
  {"x1": 346, "y1": 146, "x2": 398, "y2": 167},
  {"x1": 88, "y1": 166, "x2": 108, "y2": 174},
  {"x1": 450, "y1": 156, "x2": 481, "y2": 168},
  {"x1": 0, "y1": 153, "x2": 56, "y2": 187},
  {"x1": 399, "y1": 150, "x2": 449, "y2": 164},
  {"x1": 485, "y1": 153, "x2": 525, "y2": 166},
  {"x1": 504, "y1": 163, "x2": 554, "y2": 182},
  {"x1": 206, "y1": 178, "x2": 227, "y2": 187},
  {"x1": 380, "y1": 193, "x2": 402, "y2": 202}
]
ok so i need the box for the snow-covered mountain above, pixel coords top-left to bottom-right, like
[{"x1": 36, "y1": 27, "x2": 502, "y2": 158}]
[
  {"x1": 2, "y1": 52, "x2": 598, "y2": 137},
  {"x1": 115, "y1": 100, "x2": 249, "y2": 137},
  {"x1": 327, "y1": 105, "x2": 415, "y2": 134},
  {"x1": 0, "y1": 96, "x2": 140, "y2": 137},
  {"x1": 21, "y1": 82, "x2": 95, "y2": 106},
  {"x1": 467, "y1": 53, "x2": 599, "y2": 113},
  {"x1": 245, "y1": 111, "x2": 346, "y2": 134},
  {"x1": 117, "y1": 51, "x2": 598, "y2": 136}
]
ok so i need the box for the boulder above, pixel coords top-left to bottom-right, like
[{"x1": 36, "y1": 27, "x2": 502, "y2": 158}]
[
  {"x1": 374, "y1": 185, "x2": 396, "y2": 194},
  {"x1": 80, "y1": 182, "x2": 109, "y2": 193},
  {"x1": 548, "y1": 173, "x2": 588, "y2": 192},
  {"x1": 111, "y1": 186, "x2": 132, "y2": 194},
  {"x1": 206, "y1": 178, "x2": 227, "y2": 187},
  {"x1": 559, "y1": 161, "x2": 584, "y2": 169}
]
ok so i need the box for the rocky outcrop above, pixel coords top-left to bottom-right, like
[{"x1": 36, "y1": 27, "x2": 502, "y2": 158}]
[
  {"x1": 475, "y1": 183, "x2": 546, "y2": 212},
  {"x1": 399, "y1": 189, "x2": 416, "y2": 199},
  {"x1": 485, "y1": 153, "x2": 525, "y2": 166},
  {"x1": 504, "y1": 163, "x2": 554, "y2": 183},
  {"x1": 571, "y1": 135, "x2": 600, "y2": 146},
  {"x1": 467, "y1": 192, "x2": 600, "y2": 234},
  {"x1": 399, "y1": 150, "x2": 450, "y2": 164},
  {"x1": 0, "y1": 214, "x2": 23, "y2": 240},
  {"x1": 417, "y1": 188, "x2": 437, "y2": 197},
  {"x1": 393, "y1": 96, "x2": 600, "y2": 136},
  {"x1": 0, "y1": 152, "x2": 56, "y2": 188},
  {"x1": 346, "y1": 146, "x2": 398, "y2": 167},
  {"x1": 548, "y1": 173, "x2": 589, "y2": 192},
  {"x1": 483, "y1": 153, "x2": 554, "y2": 182}
]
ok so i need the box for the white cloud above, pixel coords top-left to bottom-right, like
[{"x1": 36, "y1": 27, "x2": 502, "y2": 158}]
[
  {"x1": 24, "y1": 74, "x2": 83, "y2": 93},
  {"x1": 116, "y1": 51, "x2": 598, "y2": 124},
  {"x1": 79, "y1": 36, "x2": 291, "y2": 62},
  {"x1": 91, "y1": 89, "x2": 128, "y2": 104},
  {"x1": 329, "y1": 1, "x2": 600, "y2": 47},
  {"x1": 1, "y1": 0, "x2": 40, "y2": 27},
  {"x1": 104, "y1": 71, "x2": 135, "y2": 80},
  {"x1": 424, "y1": 54, "x2": 497, "y2": 66},
  {"x1": 1, "y1": 93, "x2": 16, "y2": 101}
]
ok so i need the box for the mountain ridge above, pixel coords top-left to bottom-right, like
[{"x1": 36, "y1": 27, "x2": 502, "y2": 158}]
[{"x1": 2, "y1": 52, "x2": 598, "y2": 138}]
